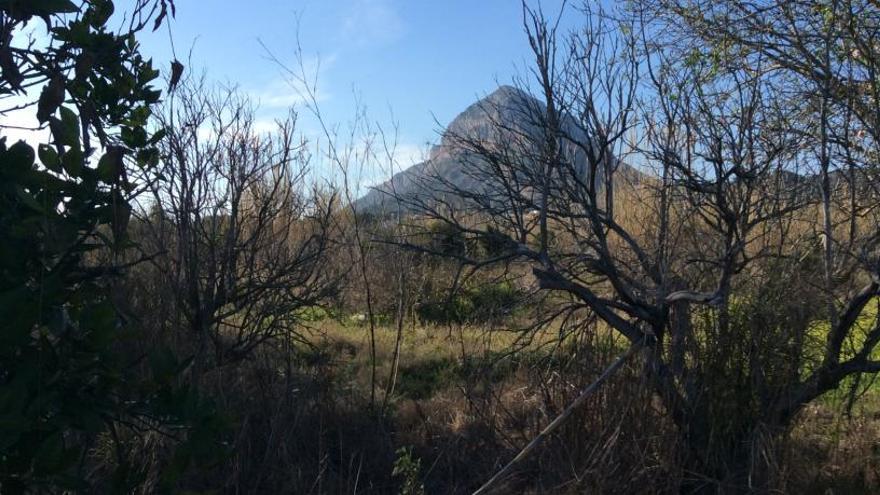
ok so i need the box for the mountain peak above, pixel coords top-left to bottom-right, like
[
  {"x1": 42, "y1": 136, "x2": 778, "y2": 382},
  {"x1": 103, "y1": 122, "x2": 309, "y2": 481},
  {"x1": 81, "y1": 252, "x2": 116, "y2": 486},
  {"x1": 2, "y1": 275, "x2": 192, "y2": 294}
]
[
  {"x1": 484, "y1": 84, "x2": 533, "y2": 104},
  {"x1": 354, "y1": 85, "x2": 609, "y2": 212},
  {"x1": 440, "y1": 86, "x2": 543, "y2": 151},
  {"x1": 467, "y1": 85, "x2": 540, "y2": 116}
]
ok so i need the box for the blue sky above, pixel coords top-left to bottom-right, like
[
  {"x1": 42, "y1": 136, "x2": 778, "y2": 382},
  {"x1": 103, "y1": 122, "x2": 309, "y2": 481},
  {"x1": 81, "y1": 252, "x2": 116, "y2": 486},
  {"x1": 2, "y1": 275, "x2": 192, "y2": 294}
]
[{"x1": 138, "y1": 0, "x2": 569, "y2": 171}]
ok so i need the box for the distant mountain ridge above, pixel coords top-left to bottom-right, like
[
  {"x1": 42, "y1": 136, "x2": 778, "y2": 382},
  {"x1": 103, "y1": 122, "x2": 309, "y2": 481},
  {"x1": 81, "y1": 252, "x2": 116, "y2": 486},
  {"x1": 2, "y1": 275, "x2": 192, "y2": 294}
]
[
  {"x1": 355, "y1": 85, "x2": 605, "y2": 212},
  {"x1": 354, "y1": 85, "x2": 866, "y2": 216}
]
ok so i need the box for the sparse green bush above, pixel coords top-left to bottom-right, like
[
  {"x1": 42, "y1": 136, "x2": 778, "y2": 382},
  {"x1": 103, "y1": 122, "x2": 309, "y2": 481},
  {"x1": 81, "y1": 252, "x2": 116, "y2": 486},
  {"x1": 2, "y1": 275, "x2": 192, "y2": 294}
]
[
  {"x1": 397, "y1": 358, "x2": 459, "y2": 399},
  {"x1": 296, "y1": 305, "x2": 332, "y2": 322},
  {"x1": 415, "y1": 293, "x2": 474, "y2": 324},
  {"x1": 392, "y1": 447, "x2": 425, "y2": 495},
  {"x1": 416, "y1": 282, "x2": 521, "y2": 325}
]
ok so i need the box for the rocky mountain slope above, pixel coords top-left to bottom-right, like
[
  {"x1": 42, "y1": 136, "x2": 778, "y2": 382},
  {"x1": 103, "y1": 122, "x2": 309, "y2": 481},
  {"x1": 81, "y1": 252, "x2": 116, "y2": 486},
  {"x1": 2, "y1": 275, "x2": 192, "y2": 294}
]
[{"x1": 355, "y1": 85, "x2": 607, "y2": 212}]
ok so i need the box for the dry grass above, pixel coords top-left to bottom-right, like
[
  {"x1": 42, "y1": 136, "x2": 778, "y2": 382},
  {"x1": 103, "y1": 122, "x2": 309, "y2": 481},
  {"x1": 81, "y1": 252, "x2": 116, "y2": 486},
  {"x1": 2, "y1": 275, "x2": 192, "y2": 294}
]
[
  {"x1": 287, "y1": 318, "x2": 880, "y2": 494},
  {"x1": 148, "y1": 314, "x2": 880, "y2": 493}
]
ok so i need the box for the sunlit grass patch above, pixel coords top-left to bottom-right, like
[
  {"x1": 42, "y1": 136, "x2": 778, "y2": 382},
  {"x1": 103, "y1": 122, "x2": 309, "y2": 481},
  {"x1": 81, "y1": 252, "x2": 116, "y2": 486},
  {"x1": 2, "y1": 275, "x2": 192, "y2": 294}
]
[{"x1": 805, "y1": 296, "x2": 880, "y2": 409}]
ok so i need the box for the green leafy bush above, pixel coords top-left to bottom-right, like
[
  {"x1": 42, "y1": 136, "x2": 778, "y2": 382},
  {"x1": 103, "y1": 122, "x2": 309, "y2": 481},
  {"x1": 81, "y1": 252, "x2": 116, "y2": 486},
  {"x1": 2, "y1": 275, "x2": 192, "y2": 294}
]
[
  {"x1": 416, "y1": 282, "x2": 521, "y2": 324},
  {"x1": 392, "y1": 447, "x2": 425, "y2": 495},
  {"x1": 0, "y1": 1, "x2": 225, "y2": 491}
]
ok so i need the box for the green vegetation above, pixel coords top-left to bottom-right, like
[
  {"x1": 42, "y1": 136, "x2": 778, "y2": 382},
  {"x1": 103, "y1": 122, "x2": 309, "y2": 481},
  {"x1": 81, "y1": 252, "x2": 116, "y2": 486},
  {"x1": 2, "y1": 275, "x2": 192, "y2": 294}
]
[
  {"x1": 416, "y1": 281, "x2": 522, "y2": 325},
  {"x1": 0, "y1": 1, "x2": 223, "y2": 491},
  {"x1": 3, "y1": 0, "x2": 880, "y2": 493}
]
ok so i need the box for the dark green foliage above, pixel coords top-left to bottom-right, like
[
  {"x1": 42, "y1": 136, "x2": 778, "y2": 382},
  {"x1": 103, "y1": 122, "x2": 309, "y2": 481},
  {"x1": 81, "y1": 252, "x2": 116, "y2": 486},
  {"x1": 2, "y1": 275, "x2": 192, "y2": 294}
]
[
  {"x1": 0, "y1": 1, "x2": 224, "y2": 491},
  {"x1": 428, "y1": 221, "x2": 468, "y2": 257},
  {"x1": 479, "y1": 225, "x2": 517, "y2": 257},
  {"x1": 469, "y1": 281, "x2": 519, "y2": 316},
  {"x1": 416, "y1": 282, "x2": 521, "y2": 324},
  {"x1": 416, "y1": 293, "x2": 475, "y2": 324},
  {"x1": 392, "y1": 447, "x2": 425, "y2": 495},
  {"x1": 397, "y1": 358, "x2": 459, "y2": 399}
]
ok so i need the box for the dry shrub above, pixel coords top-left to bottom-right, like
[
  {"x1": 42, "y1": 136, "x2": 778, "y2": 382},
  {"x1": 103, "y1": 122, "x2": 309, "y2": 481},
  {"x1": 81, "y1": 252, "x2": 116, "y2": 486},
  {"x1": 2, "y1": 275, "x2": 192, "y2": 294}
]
[{"x1": 788, "y1": 404, "x2": 880, "y2": 494}]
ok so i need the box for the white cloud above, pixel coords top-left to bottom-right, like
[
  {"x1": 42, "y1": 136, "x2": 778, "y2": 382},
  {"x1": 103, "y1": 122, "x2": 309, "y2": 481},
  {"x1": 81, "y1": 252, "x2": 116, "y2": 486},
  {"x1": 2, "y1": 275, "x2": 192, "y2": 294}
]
[
  {"x1": 251, "y1": 119, "x2": 282, "y2": 135},
  {"x1": 249, "y1": 77, "x2": 324, "y2": 109},
  {"x1": 248, "y1": 54, "x2": 336, "y2": 110},
  {"x1": 1, "y1": 91, "x2": 50, "y2": 149},
  {"x1": 2, "y1": 111, "x2": 48, "y2": 147},
  {"x1": 341, "y1": 0, "x2": 406, "y2": 48},
  {"x1": 392, "y1": 142, "x2": 428, "y2": 168},
  {"x1": 3, "y1": 22, "x2": 54, "y2": 147},
  {"x1": 353, "y1": 141, "x2": 428, "y2": 189}
]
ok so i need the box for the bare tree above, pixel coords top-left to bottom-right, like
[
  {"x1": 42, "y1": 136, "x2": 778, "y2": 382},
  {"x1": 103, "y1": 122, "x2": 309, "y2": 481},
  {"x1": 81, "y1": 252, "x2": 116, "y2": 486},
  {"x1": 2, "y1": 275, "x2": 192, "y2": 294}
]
[
  {"x1": 643, "y1": 0, "x2": 880, "y2": 401},
  {"x1": 390, "y1": 1, "x2": 880, "y2": 488},
  {"x1": 137, "y1": 74, "x2": 338, "y2": 383},
  {"x1": 264, "y1": 37, "x2": 426, "y2": 409}
]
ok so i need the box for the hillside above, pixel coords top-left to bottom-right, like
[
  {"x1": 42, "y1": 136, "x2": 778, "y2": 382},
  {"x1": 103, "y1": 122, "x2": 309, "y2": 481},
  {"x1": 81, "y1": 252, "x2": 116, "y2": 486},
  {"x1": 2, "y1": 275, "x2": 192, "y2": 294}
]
[{"x1": 355, "y1": 85, "x2": 617, "y2": 212}]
